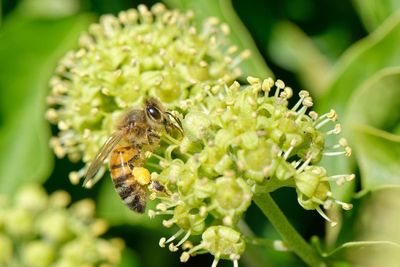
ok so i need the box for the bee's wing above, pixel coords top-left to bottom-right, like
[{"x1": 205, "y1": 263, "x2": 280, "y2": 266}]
[{"x1": 83, "y1": 130, "x2": 125, "y2": 187}]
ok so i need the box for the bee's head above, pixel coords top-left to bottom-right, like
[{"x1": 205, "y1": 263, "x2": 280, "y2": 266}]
[{"x1": 145, "y1": 98, "x2": 183, "y2": 135}]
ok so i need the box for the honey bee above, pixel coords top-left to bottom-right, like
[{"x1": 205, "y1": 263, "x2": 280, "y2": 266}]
[{"x1": 83, "y1": 98, "x2": 183, "y2": 213}]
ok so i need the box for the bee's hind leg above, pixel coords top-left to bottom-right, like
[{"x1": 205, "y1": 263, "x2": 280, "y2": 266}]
[{"x1": 151, "y1": 180, "x2": 165, "y2": 192}]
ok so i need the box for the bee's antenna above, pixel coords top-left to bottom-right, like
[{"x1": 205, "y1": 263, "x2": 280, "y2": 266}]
[{"x1": 166, "y1": 111, "x2": 184, "y2": 135}]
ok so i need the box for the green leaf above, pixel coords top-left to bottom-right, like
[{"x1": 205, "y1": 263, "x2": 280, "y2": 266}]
[
  {"x1": 324, "y1": 240, "x2": 400, "y2": 257},
  {"x1": 268, "y1": 21, "x2": 332, "y2": 98},
  {"x1": 0, "y1": 13, "x2": 93, "y2": 195},
  {"x1": 352, "y1": 0, "x2": 400, "y2": 32},
  {"x1": 345, "y1": 68, "x2": 400, "y2": 189},
  {"x1": 321, "y1": 187, "x2": 400, "y2": 266},
  {"x1": 316, "y1": 12, "x2": 400, "y2": 194},
  {"x1": 316, "y1": 238, "x2": 400, "y2": 264},
  {"x1": 17, "y1": 0, "x2": 81, "y2": 18},
  {"x1": 319, "y1": 11, "x2": 400, "y2": 120},
  {"x1": 163, "y1": 0, "x2": 273, "y2": 78}
]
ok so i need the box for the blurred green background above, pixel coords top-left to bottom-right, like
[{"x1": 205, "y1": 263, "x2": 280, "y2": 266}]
[{"x1": 1, "y1": 0, "x2": 400, "y2": 266}]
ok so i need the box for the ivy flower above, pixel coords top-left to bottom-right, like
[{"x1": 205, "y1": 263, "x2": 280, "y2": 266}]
[
  {"x1": 148, "y1": 77, "x2": 354, "y2": 265},
  {"x1": 46, "y1": 3, "x2": 248, "y2": 184},
  {"x1": 0, "y1": 184, "x2": 123, "y2": 267}
]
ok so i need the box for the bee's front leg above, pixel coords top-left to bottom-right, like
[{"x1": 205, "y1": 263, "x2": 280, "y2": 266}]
[{"x1": 147, "y1": 129, "x2": 161, "y2": 145}]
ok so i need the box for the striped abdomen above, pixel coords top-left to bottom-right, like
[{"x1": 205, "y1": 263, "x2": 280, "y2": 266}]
[{"x1": 109, "y1": 145, "x2": 147, "y2": 213}]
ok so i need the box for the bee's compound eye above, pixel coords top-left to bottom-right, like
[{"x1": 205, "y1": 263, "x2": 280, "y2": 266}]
[{"x1": 147, "y1": 106, "x2": 162, "y2": 121}]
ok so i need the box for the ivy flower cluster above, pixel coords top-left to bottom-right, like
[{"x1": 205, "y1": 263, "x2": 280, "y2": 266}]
[
  {"x1": 0, "y1": 184, "x2": 123, "y2": 267},
  {"x1": 46, "y1": 3, "x2": 354, "y2": 267},
  {"x1": 148, "y1": 77, "x2": 353, "y2": 266},
  {"x1": 46, "y1": 3, "x2": 247, "y2": 183}
]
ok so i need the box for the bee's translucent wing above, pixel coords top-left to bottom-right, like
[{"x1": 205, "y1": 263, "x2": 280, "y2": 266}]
[{"x1": 83, "y1": 130, "x2": 125, "y2": 188}]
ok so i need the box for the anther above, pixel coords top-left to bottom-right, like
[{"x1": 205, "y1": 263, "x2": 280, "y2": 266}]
[
  {"x1": 169, "y1": 243, "x2": 179, "y2": 252},
  {"x1": 326, "y1": 124, "x2": 341, "y2": 135},
  {"x1": 261, "y1": 78, "x2": 273, "y2": 93},
  {"x1": 180, "y1": 252, "x2": 190, "y2": 262},
  {"x1": 148, "y1": 210, "x2": 156, "y2": 218},
  {"x1": 159, "y1": 237, "x2": 166, "y2": 247},
  {"x1": 247, "y1": 76, "x2": 261, "y2": 86}
]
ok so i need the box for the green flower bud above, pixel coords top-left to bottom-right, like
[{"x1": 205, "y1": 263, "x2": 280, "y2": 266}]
[
  {"x1": 237, "y1": 139, "x2": 277, "y2": 183},
  {"x1": 0, "y1": 184, "x2": 123, "y2": 266},
  {"x1": 192, "y1": 177, "x2": 216, "y2": 201},
  {"x1": 214, "y1": 129, "x2": 235, "y2": 150},
  {"x1": 238, "y1": 131, "x2": 259, "y2": 150},
  {"x1": 70, "y1": 199, "x2": 96, "y2": 219},
  {"x1": 274, "y1": 158, "x2": 296, "y2": 181},
  {"x1": 182, "y1": 111, "x2": 212, "y2": 141},
  {"x1": 158, "y1": 159, "x2": 197, "y2": 195},
  {"x1": 212, "y1": 177, "x2": 252, "y2": 220},
  {"x1": 295, "y1": 166, "x2": 330, "y2": 210},
  {"x1": 173, "y1": 204, "x2": 206, "y2": 235},
  {"x1": 179, "y1": 136, "x2": 203, "y2": 154},
  {"x1": 4, "y1": 208, "x2": 35, "y2": 237},
  {"x1": 37, "y1": 210, "x2": 73, "y2": 242},
  {"x1": 198, "y1": 146, "x2": 226, "y2": 177},
  {"x1": 15, "y1": 184, "x2": 48, "y2": 212},
  {"x1": 201, "y1": 226, "x2": 245, "y2": 260},
  {"x1": 52, "y1": 259, "x2": 76, "y2": 267},
  {"x1": 295, "y1": 166, "x2": 328, "y2": 199},
  {"x1": 59, "y1": 238, "x2": 91, "y2": 264},
  {"x1": 0, "y1": 234, "x2": 13, "y2": 264},
  {"x1": 214, "y1": 154, "x2": 233, "y2": 174},
  {"x1": 48, "y1": 190, "x2": 71, "y2": 208},
  {"x1": 22, "y1": 241, "x2": 55, "y2": 267}
]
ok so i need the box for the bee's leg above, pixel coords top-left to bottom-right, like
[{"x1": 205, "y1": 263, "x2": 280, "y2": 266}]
[
  {"x1": 147, "y1": 130, "x2": 161, "y2": 145},
  {"x1": 151, "y1": 180, "x2": 165, "y2": 192},
  {"x1": 150, "y1": 180, "x2": 171, "y2": 196},
  {"x1": 127, "y1": 153, "x2": 141, "y2": 171}
]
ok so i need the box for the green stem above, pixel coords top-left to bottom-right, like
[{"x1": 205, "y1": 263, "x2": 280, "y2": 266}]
[
  {"x1": 253, "y1": 192, "x2": 326, "y2": 267},
  {"x1": 238, "y1": 221, "x2": 274, "y2": 267}
]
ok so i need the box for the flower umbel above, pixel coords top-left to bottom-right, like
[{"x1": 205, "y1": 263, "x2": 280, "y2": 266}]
[
  {"x1": 46, "y1": 3, "x2": 247, "y2": 184},
  {"x1": 0, "y1": 184, "x2": 124, "y2": 267},
  {"x1": 149, "y1": 77, "x2": 354, "y2": 264}
]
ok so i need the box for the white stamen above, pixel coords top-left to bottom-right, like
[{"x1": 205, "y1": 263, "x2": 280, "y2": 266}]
[
  {"x1": 166, "y1": 229, "x2": 184, "y2": 243},
  {"x1": 211, "y1": 258, "x2": 220, "y2": 267},
  {"x1": 316, "y1": 206, "x2": 337, "y2": 227}
]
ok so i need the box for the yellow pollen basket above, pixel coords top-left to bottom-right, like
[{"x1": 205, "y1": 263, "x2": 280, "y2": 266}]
[{"x1": 132, "y1": 167, "x2": 151, "y2": 185}]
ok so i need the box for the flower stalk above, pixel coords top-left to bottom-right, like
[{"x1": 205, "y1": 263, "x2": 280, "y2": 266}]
[{"x1": 253, "y1": 192, "x2": 326, "y2": 267}]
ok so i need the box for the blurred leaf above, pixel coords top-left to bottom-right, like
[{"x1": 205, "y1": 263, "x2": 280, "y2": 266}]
[
  {"x1": 352, "y1": 0, "x2": 400, "y2": 32},
  {"x1": 18, "y1": 0, "x2": 81, "y2": 18},
  {"x1": 316, "y1": 11, "x2": 400, "y2": 193},
  {"x1": 319, "y1": 11, "x2": 400, "y2": 120},
  {"x1": 96, "y1": 177, "x2": 160, "y2": 228},
  {"x1": 268, "y1": 21, "x2": 332, "y2": 98},
  {"x1": 353, "y1": 187, "x2": 400, "y2": 242},
  {"x1": 120, "y1": 248, "x2": 142, "y2": 267},
  {"x1": 321, "y1": 240, "x2": 400, "y2": 265},
  {"x1": 0, "y1": 13, "x2": 93, "y2": 195},
  {"x1": 345, "y1": 68, "x2": 400, "y2": 189},
  {"x1": 333, "y1": 187, "x2": 400, "y2": 266},
  {"x1": 163, "y1": 0, "x2": 273, "y2": 79},
  {"x1": 324, "y1": 241, "x2": 400, "y2": 257}
]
